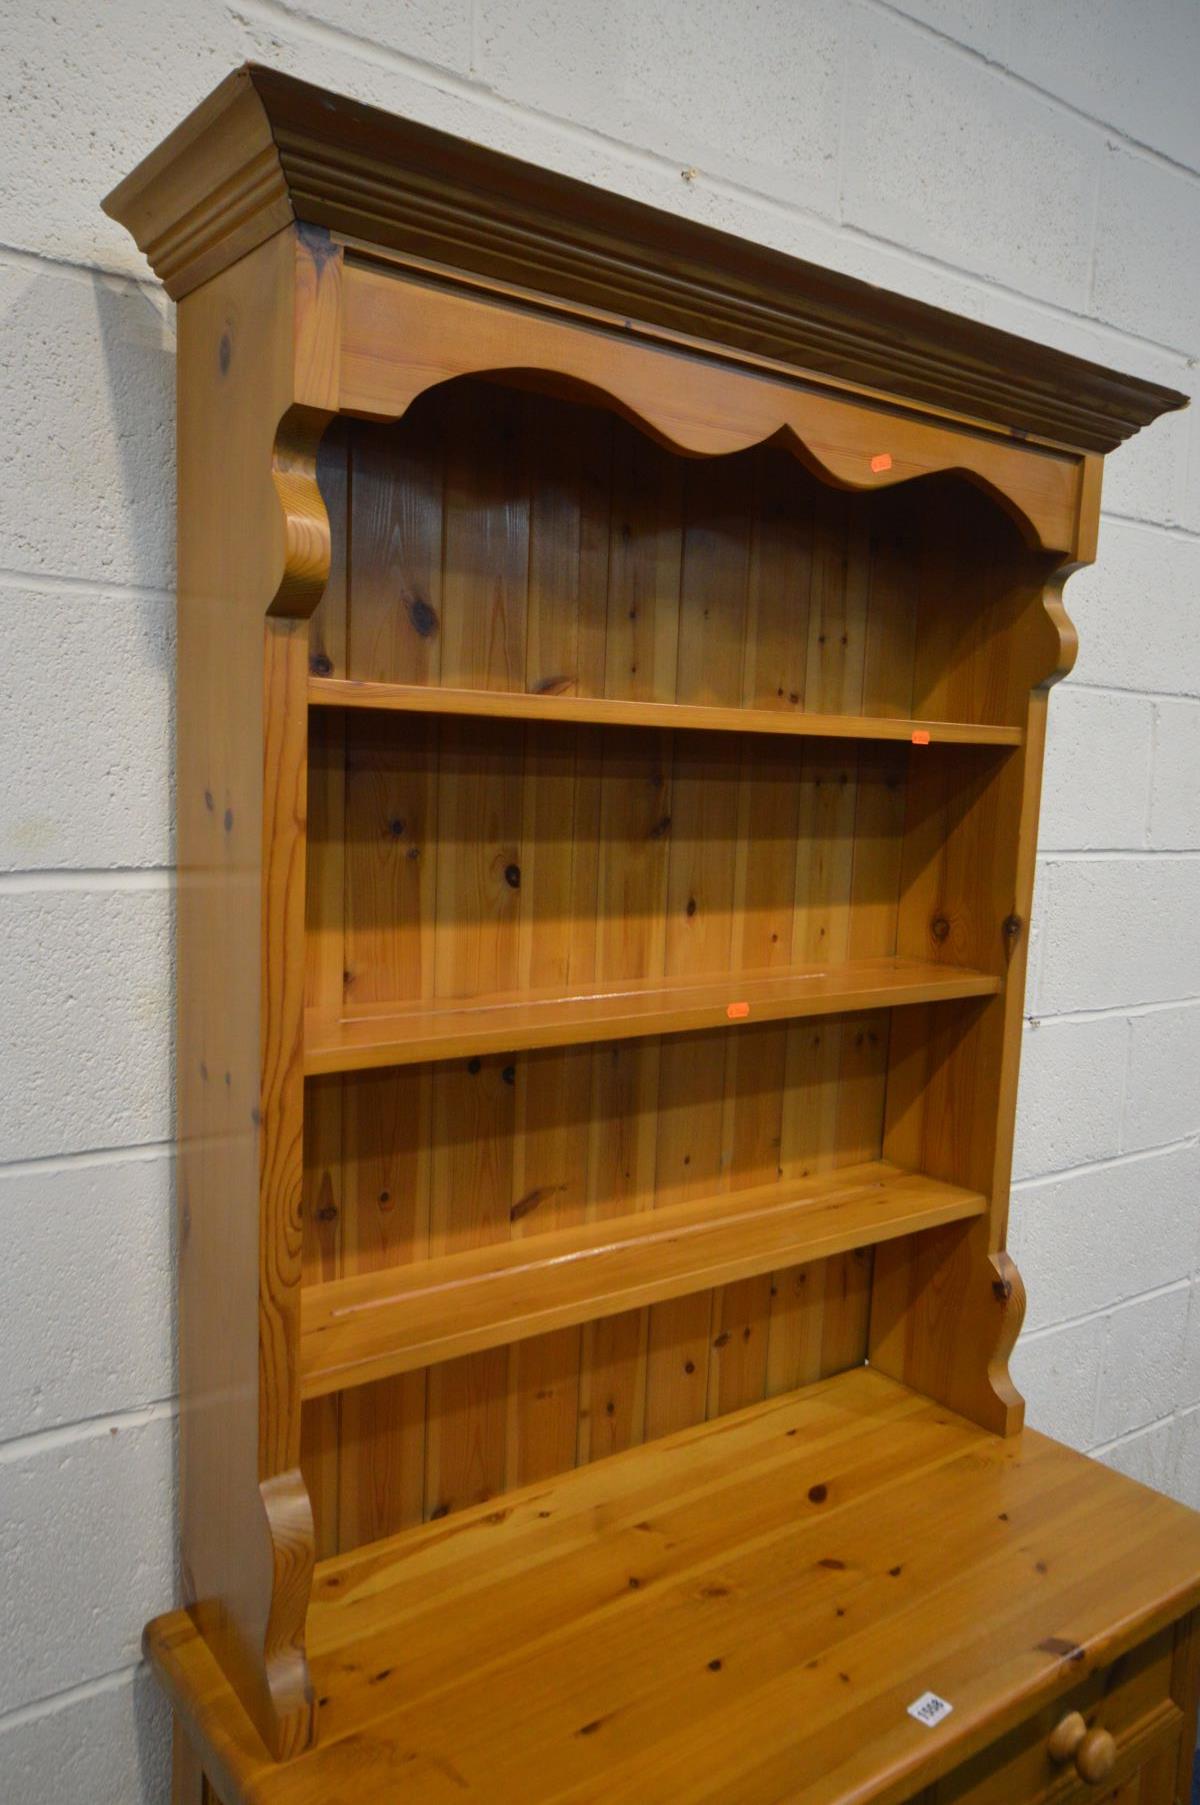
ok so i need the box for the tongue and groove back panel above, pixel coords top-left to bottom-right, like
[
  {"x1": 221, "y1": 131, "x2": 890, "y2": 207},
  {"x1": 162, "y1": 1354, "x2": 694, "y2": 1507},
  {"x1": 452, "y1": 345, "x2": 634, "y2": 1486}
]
[{"x1": 300, "y1": 376, "x2": 1018, "y2": 1556}]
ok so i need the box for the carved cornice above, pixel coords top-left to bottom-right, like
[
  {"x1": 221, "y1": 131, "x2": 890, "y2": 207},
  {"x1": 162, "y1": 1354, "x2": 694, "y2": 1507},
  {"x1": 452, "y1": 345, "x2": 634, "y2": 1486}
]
[{"x1": 104, "y1": 64, "x2": 1186, "y2": 455}]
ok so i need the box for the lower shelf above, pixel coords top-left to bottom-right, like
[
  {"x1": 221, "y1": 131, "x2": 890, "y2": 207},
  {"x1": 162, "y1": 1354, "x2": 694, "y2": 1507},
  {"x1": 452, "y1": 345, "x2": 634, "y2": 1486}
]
[
  {"x1": 148, "y1": 1368, "x2": 1200, "y2": 1805},
  {"x1": 298, "y1": 1159, "x2": 985, "y2": 1399}
]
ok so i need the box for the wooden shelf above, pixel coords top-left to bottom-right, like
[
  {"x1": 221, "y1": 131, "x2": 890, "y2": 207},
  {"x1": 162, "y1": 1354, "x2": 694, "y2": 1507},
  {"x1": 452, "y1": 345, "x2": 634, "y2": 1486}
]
[
  {"x1": 145, "y1": 1365, "x2": 1200, "y2": 1805},
  {"x1": 309, "y1": 676, "x2": 1024, "y2": 748},
  {"x1": 304, "y1": 957, "x2": 1000, "y2": 1075},
  {"x1": 299, "y1": 1159, "x2": 986, "y2": 1399}
]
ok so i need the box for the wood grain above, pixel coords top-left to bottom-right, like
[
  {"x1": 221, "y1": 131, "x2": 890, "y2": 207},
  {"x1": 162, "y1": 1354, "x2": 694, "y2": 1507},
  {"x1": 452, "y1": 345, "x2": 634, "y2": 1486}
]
[
  {"x1": 304, "y1": 956, "x2": 999, "y2": 1074},
  {"x1": 308, "y1": 676, "x2": 1023, "y2": 746},
  {"x1": 171, "y1": 1720, "x2": 213, "y2": 1805},
  {"x1": 341, "y1": 267, "x2": 1085, "y2": 555},
  {"x1": 300, "y1": 383, "x2": 1059, "y2": 1568},
  {"x1": 299, "y1": 1160, "x2": 985, "y2": 1398},
  {"x1": 172, "y1": 223, "x2": 338, "y2": 1762},
  {"x1": 144, "y1": 1368, "x2": 1200, "y2": 1805},
  {"x1": 104, "y1": 69, "x2": 1199, "y2": 1805}
]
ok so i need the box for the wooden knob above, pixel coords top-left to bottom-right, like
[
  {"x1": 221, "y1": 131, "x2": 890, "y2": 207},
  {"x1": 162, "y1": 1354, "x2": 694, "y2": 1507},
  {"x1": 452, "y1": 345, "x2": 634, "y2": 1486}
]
[
  {"x1": 1047, "y1": 1711, "x2": 1087, "y2": 1763},
  {"x1": 1047, "y1": 1712, "x2": 1116, "y2": 1785},
  {"x1": 1075, "y1": 1728, "x2": 1116, "y2": 1785}
]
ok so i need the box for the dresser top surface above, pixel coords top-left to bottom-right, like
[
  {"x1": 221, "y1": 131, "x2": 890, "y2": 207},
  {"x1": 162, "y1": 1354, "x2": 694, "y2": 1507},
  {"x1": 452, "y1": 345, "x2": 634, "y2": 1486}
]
[{"x1": 149, "y1": 1366, "x2": 1200, "y2": 1805}]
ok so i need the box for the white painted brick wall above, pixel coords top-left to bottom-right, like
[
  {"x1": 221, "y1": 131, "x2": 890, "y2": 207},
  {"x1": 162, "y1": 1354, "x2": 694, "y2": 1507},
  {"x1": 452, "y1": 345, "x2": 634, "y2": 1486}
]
[{"x1": 1, "y1": 2, "x2": 1196, "y2": 1796}]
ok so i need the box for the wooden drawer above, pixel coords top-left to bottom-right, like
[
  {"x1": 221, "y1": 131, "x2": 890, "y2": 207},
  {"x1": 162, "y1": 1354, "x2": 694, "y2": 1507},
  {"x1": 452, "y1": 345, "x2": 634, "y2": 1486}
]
[{"x1": 927, "y1": 1627, "x2": 1184, "y2": 1804}]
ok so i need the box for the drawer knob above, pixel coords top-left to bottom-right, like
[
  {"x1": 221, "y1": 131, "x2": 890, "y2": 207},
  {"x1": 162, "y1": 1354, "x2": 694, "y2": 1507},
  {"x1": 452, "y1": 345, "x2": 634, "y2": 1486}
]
[{"x1": 1047, "y1": 1711, "x2": 1117, "y2": 1786}]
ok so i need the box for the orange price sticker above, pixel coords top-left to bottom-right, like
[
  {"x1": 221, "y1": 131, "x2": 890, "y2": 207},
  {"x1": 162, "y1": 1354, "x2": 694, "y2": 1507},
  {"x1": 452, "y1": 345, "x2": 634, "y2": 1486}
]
[
  {"x1": 870, "y1": 452, "x2": 893, "y2": 473},
  {"x1": 911, "y1": 730, "x2": 931, "y2": 746},
  {"x1": 726, "y1": 1001, "x2": 750, "y2": 1020}
]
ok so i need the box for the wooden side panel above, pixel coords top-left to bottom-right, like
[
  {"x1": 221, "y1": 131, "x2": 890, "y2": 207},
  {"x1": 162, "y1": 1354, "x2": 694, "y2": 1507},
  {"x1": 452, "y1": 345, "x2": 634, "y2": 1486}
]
[
  {"x1": 870, "y1": 486, "x2": 1073, "y2": 1431},
  {"x1": 177, "y1": 225, "x2": 340, "y2": 1757},
  {"x1": 1168, "y1": 1609, "x2": 1200, "y2": 1804},
  {"x1": 171, "y1": 1720, "x2": 213, "y2": 1805},
  {"x1": 298, "y1": 1073, "x2": 342, "y2": 1558},
  {"x1": 299, "y1": 706, "x2": 344, "y2": 1557}
]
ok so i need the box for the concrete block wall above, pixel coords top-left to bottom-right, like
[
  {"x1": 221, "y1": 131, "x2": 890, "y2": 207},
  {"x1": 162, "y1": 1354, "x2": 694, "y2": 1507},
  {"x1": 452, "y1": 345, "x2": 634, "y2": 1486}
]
[{"x1": 0, "y1": 2, "x2": 1196, "y2": 1797}]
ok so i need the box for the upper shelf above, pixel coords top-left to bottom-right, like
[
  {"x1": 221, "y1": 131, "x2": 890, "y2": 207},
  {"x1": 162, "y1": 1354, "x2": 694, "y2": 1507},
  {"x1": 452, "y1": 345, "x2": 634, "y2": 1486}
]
[
  {"x1": 304, "y1": 956, "x2": 1000, "y2": 1075},
  {"x1": 308, "y1": 677, "x2": 1024, "y2": 748}
]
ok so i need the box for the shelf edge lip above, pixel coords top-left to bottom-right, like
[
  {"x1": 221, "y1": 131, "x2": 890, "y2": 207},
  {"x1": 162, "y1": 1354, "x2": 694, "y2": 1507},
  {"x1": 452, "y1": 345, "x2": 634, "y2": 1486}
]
[
  {"x1": 306, "y1": 677, "x2": 1024, "y2": 747},
  {"x1": 297, "y1": 1163, "x2": 988, "y2": 1398},
  {"x1": 302, "y1": 962, "x2": 1002, "y2": 1077}
]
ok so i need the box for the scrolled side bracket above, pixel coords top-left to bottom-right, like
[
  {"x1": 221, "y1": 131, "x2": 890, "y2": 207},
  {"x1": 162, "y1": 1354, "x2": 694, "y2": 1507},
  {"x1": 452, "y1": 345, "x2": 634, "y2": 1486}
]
[{"x1": 269, "y1": 405, "x2": 337, "y2": 621}]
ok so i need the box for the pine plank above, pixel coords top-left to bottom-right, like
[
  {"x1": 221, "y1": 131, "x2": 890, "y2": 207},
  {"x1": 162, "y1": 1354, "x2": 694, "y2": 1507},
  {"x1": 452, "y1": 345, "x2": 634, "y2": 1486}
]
[
  {"x1": 346, "y1": 417, "x2": 444, "y2": 686},
  {"x1": 603, "y1": 421, "x2": 683, "y2": 704},
  {"x1": 576, "y1": 1040, "x2": 660, "y2": 1464},
  {"x1": 308, "y1": 677, "x2": 1023, "y2": 747},
  {"x1": 336, "y1": 1070, "x2": 431, "y2": 1544},
  {"x1": 423, "y1": 1055, "x2": 515, "y2": 1518},
  {"x1": 144, "y1": 1368, "x2": 1200, "y2": 1805},
  {"x1": 299, "y1": 1160, "x2": 985, "y2": 1399},
  {"x1": 304, "y1": 957, "x2": 1001, "y2": 1075}
]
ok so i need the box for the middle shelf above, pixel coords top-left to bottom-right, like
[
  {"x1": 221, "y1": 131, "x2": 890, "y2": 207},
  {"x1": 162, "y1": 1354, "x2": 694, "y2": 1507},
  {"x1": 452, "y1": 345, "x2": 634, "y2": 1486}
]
[
  {"x1": 303, "y1": 955, "x2": 1000, "y2": 1074},
  {"x1": 299, "y1": 1157, "x2": 986, "y2": 1399}
]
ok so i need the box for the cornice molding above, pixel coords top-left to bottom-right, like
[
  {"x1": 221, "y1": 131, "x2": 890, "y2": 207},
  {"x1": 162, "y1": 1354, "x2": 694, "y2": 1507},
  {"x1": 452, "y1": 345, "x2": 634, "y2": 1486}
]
[{"x1": 103, "y1": 64, "x2": 1187, "y2": 454}]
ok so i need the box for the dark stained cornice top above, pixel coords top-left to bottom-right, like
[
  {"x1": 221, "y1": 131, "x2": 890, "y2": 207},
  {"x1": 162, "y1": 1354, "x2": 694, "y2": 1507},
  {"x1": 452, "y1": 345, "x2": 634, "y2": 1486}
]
[{"x1": 103, "y1": 64, "x2": 1187, "y2": 453}]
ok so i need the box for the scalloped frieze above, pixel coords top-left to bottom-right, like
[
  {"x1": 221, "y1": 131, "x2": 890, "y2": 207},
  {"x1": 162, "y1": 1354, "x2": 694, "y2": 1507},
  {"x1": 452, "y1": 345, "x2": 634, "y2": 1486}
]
[{"x1": 340, "y1": 262, "x2": 1087, "y2": 557}]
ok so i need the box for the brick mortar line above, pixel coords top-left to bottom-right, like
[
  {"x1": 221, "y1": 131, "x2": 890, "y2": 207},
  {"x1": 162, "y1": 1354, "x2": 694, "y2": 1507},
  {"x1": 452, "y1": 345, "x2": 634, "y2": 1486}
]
[
  {"x1": 1025, "y1": 996, "x2": 1200, "y2": 1027},
  {"x1": 1037, "y1": 848, "x2": 1200, "y2": 863},
  {"x1": 246, "y1": 0, "x2": 1200, "y2": 192},
  {"x1": 0, "y1": 1397, "x2": 178, "y2": 1462},
  {"x1": 0, "y1": 240, "x2": 167, "y2": 300},
  {"x1": 11, "y1": 852, "x2": 1200, "y2": 900},
  {"x1": 865, "y1": 0, "x2": 1200, "y2": 186},
  {"x1": 0, "y1": 1140, "x2": 173, "y2": 1181},
  {"x1": 3, "y1": 8, "x2": 1192, "y2": 369},
  {"x1": 1065, "y1": 679, "x2": 1200, "y2": 704},
  {"x1": 1100, "y1": 513, "x2": 1200, "y2": 544},
  {"x1": 0, "y1": 1662, "x2": 152, "y2": 1738},
  {"x1": 1091, "y1": 1411, "x2": 1178, "y2": 1459},
  {"x1": 1011, "y1": 1132, "x2": 1200, "y2": 1190},
  {"x1": 257, "y1": 0, "x2": 1197, "y2": 360},
  {"x1": 0, "y1": 869, "x2": 174, "y2": 893},
  {"x1": 1018, "y1": 1274, "x2": 1192, "y2": 1344},
  {"x1": 0, "y1": 567, "x2": 174, "y2": 603}
]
